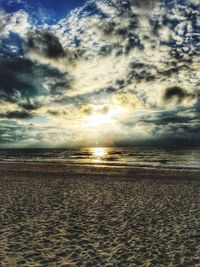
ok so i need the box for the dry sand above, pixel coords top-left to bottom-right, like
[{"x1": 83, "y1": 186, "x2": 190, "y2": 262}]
[{"x1": 0, "y1": 163, "x2": 200, "y2": 266}]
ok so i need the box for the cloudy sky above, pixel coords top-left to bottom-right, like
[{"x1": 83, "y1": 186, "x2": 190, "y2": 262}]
[{"x1": 0, "y1": 0, "x2": 199, "y2": 148}]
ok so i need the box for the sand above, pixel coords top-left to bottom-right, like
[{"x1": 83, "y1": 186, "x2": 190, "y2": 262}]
[{"x1": 0, "y1": 163, "x2": 200, "y2": 266}]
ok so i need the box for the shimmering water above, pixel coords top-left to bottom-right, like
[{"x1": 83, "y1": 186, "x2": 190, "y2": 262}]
[{"x1": 0, "y1": 147, "x2": 200, "y2": 170}]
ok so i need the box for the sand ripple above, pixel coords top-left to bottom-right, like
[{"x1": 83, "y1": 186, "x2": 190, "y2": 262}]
[{"x1": 0, "y1": 171, "x2": 200, "y2": 266}]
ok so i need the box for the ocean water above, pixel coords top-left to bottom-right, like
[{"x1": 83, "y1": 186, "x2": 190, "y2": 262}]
[{"x1": 0, "y1": 147, "x2": 200, "y2": 170}]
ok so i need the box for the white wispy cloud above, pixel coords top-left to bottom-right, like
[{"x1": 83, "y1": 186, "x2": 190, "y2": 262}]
[{"x1": 0, "y1": 9, "x2": 31, "y2": 38}]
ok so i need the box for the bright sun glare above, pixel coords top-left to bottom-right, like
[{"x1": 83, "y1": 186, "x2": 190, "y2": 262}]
[
  {"x1": 85, "y1": 113, "x2": 112, "y2": 127},
  {"x1": 91, "y1": 147, "x2": 108, "y2": 158}
]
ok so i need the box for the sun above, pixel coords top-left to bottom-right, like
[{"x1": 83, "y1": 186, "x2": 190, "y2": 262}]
[{"x1": 84, "y1": 112, "x2": 112, "y2": 127}]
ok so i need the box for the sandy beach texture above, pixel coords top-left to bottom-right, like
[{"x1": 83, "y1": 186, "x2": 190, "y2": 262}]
[{"x1": 1, "y1": 163, "x2": 200, "y2": 266}]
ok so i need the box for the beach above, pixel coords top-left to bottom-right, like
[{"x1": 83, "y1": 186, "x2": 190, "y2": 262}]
[{"x1": 1, "y1": 163, "x2": 200, "y2": 266}]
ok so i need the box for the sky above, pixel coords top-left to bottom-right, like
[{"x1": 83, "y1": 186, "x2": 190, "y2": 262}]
[{"x1": 0, "y1": 0, "x2": 200, "y2": 148}]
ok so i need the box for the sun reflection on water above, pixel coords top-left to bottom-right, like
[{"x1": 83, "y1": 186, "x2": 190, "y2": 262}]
[{"x1": 90, "y1": 147, "x2": 108, "y2": 162}]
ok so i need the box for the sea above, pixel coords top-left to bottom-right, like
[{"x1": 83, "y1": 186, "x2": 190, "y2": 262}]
[{"x1": 0, "y1": 147, "x2": 200, "y2": 170}]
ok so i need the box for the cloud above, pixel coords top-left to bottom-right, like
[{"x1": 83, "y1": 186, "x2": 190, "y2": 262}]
[
  {"x1": 0, "y1": 110, "x2": 33, "y2": 119},
  {"x1": 114, "y1": 92, "x2": 144, "y2": 109},
  {"x1": 47, "y1": 108, "x2": 68, "y2": 117},
  {"x1": 163, "y1": 86, "x2": 197, "y2": 105},
  {"x1": 26, "y1": 30, "x2": 65, "y2": 59},
  {"x1": 129, "y1": 0, "x2": 161, "y2": 9},
  {"x1": 0, "y1": 57, "x2": 37, "y2": 102},
  {"x1": 19, "y1": 99, "x2": 42, "y2": 111},
  {"x1": 0, "y1": 56, "x2": 71, "y2": 104},
  {"x1": 0, "y1": 0, "x2": 199, "y2": 147},
  {"x1": 0, "y1": 9, "x2": 30, "y2": 39},
  {"x1": 187, "y1": 0, "x2": 199, "y2": 5}
]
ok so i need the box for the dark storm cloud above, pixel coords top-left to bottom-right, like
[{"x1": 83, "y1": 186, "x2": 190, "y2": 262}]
[
  {"x1": 0, "y1": 122, "x2": 30, "y2": 145},
  {"x1": 0, "y1": 54, "x2": 71, "y2": 104},
  {"x1": 138, "y1": 108, "x2": 200, "y2": 146},
  {"x1": 26, "y1": 30, "x2": 65, "y2": 59},
  {"x1": 156, "y1": 112, "x2": 194, "y2": 125},
  {"x1": 153, "y1": 123, "x2": 200, "y2": 146},
  {"x1": 0, "y1": 57, "x2": 36, "y2": 102},
  {"x1": 0, "y1": 110, "x2": 33, "y2": 119},
  {"x1": 163, "y1": 86, "x2": 196, "y2": 104},
  {"x1": 19, "y1": 99, "x2": 42, "y2": 111},
  {"x1": 121, "y1": 111, "x2": 192, "y2": 129},
  {"x1": 119, "y1": 108, "x2": 200, "y2": 146}
]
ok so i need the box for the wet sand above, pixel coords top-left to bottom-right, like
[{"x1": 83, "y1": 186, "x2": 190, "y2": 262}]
[{"x1": 1, "y1": 163, "x2": 200, "y2": 266}]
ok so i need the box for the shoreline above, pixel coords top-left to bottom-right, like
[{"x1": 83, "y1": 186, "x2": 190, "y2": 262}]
[{"x1": 0, "y1": 161, "x2": 200, "y2": 180}]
